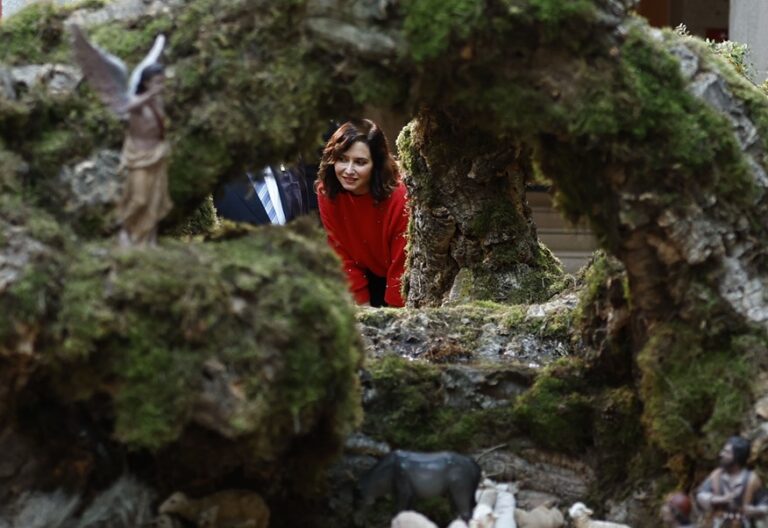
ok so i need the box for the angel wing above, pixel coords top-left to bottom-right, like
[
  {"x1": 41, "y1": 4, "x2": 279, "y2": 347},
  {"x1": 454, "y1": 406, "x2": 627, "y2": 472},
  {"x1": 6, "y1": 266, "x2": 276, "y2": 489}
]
[
  {"x1": 71, "y1": 25, "x2": 166, "y2": 117},
  {"x1": 128, "y1": 34, "x2": 166, "y2": 97},
  {"x1": 71, "y1": 24, "x2": 130, "y2": 116}
]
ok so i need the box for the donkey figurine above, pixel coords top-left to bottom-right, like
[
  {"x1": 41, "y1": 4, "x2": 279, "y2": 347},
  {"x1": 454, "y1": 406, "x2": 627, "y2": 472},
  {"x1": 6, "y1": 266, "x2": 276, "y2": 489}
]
[{"x1": 358, "y1": 450, "x2": 482, "y2": 521}]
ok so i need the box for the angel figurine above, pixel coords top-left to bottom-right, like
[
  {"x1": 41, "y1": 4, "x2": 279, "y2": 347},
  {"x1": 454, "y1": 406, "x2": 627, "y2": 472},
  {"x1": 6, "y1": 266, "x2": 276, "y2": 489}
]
[{"x1": 72, "y1": 24, "x2": 173, "y2": 247}]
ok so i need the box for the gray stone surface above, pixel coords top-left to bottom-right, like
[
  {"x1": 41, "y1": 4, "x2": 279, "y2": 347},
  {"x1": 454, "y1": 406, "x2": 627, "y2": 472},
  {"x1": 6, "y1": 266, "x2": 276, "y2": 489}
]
[
  {"x1": 665, "y1": 37, "x2": 768, "y2": 327},
  {"x1": 305, "y1": 17, "x2": 402, "y2": 61},
  {"x1": 8, "y1": 64, "x2": 81, "y2": 98},
  {"x1": 0, "y1": 224, "x2": 49, "y2": 294},
  {"x1": 58, "y1": 149, "x2": 122, "y2": 212},
  {"x1": 358, "y1": 292, "x2": 577, "y2": 368},
  {"x1": 64, "y1": 0, "x2": 182, "y2": 28},
  {"x1": 0, "y1": 67, "x2": 15, "y2": 100}
]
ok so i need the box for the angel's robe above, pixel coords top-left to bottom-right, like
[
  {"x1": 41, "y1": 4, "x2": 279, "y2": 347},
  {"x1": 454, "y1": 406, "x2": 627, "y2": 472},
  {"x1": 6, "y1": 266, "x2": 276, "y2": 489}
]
[{"x1": 116, "y1": 135, "x2": 173, "y2": 245}]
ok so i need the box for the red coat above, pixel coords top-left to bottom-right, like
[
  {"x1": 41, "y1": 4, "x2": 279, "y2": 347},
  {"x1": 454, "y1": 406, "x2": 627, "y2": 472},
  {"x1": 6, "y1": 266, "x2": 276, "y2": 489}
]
[{"x1": 318, "y1": 182, "x2": 408, "y2": 307}]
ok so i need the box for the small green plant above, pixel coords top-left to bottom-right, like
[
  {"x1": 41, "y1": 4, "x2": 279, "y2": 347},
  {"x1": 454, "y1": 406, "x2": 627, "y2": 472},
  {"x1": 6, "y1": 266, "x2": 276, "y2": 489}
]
[{"x1": 707, "y1": 39, "x2": 754, "y2": 80}]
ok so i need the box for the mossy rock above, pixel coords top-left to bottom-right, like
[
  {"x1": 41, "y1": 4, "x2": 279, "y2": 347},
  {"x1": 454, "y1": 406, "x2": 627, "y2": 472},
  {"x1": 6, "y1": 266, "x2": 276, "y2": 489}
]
[
  {"x1": 59, "y1": 222, "x2": 361, "y2": 449},
  {"x1": 362, "y1": 356, "x2": 521, "y2": 452},
  {"x1": 638, "y1": 322, "x2": 758, "y2": 466},
  {"x1": 511, "y1": 357, "x2": 593, "y2": 453},
  {"x1": 0, "y1": 194, "x2": 74, "y2": 350},
  {"x1": 362, "y1": 353, "x2": 598, "y2": 456},
  {"x1": 0, "y1": 2, "x2": 72, "y2": 65},
  {"x1": 1, "y1": 211, "x2": 362, "y2": 486}
]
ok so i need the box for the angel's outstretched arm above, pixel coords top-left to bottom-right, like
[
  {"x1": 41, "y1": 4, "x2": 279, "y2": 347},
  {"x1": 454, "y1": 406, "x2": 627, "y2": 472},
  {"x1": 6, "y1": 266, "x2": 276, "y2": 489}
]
[{"x1": 117, "y1": 82, "x2": 164, "y2": 114}]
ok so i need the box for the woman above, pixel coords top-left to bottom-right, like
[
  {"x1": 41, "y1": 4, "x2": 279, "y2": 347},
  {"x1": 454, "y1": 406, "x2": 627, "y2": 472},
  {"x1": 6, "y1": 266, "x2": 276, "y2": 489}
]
[{"x1": 316, "y1": 119, "x2": 408, "y2": 307}]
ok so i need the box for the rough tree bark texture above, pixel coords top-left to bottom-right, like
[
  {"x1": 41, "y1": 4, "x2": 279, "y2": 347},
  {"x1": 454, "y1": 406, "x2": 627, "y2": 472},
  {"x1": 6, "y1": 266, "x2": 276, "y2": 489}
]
[{"x1": 398, "y1": 110, "x2": 564, "y2": 306}]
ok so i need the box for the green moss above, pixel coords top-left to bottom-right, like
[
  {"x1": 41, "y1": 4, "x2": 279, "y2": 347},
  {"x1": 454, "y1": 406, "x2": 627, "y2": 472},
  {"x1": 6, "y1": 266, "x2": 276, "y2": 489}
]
[
  {"x1": 363, "y1": 356, "x2": 516, "y2": 451},
  {"x1": 706, "y1": 39, "x2": 753, "y2": 80},
  {"x1": 638, "y1": 323, "x2": 755, "y2": 460},
  {"x1": 36, "y1": 221, "x2": 363, "y2": 454},
  {"x1": 511, "y1": 358, "x2": 592, "y2": 453},
  {"x1": 0, "y1": 144, "x2": 24, "y2": 194},
  {"x1": 574, "y1": 250, "x2": 626, "y2": 319},
  {"x1": 592, "y1": 387, "x2": 644, "y2": 484},
  {"x1": 532, "y1": 305, "x2": 574, "y2": 338},
  {"x1": 396, "y1": 121, "x2": 418, "y2": 173},
  {"x1": 468, "y1": 199, "x2": 518, "y2": 238},
  {"x1": 0, "y1": 0, "x2": 109, "y2": 64},
  {"x1": 350, "y1": 68, "x2": 408, "y2": 107},
  {"x1": 622, "y1": 28, "x2": 754, "y2": 204},
  {"x1": 114, "y1": 317, "x2": 193, "y2": 446},
  {"x1": 401, "y1": 0, "x2": 483, "y2": 62},
  {"x1": 0, "y1": 3, "x2": 67, "y2": 64},
  {"x1": 528, "y1": 0, "x2": 598, "y2": 42},
  {"x1": 75, "y1": 0, "x2": 108, "y2": 9},
  {"x1": 88, "y1": 17, "x2": 174, "y2": 63},
  {"x1": 570, "y1": 24, "x2": 703, "y2": 143},
  {"x1": 534, "y1": 24, "x2": 761, "y2": 241},
  {"x1": 434, "y1": 357, "x2": 636, "y2": 495},
  {"x1": 686, "y1": 35, "x2": 768, "y2": 197},
  {"x1": 424, "y1": 1, "x2": 599, "y2": 133},
  {"x1": 0, "y1": 98, "x2": 32, "y2": 143},
  {"x1": 0, "y1": 12, "x2": 159, "y2": 189},
  {"x1": 166, "y1": 195, "x2": 219, "y2": 238},
  {"x1": 0, "y1": 197, "x2": 70, "y2": 346},
  {"x1": 0, "y1": 87, "x2": 121, "y2": 235},
  {"x1": 30, "y1": 129, "x2": 80, "y2": 173},
  {"x1": 600, "y1": 29, "x2": 754, "y2": 196},
  {"x1": 451, "y1": 243, "x2": 566, "y2": 305},
  {"x1": 500, "y1": 304, "x2": 528, "y2": 328},
  {"x1": 7, "y1": 268, "x2": 54, "y2": 326},
  {"x1": 166, "y1": 133, "x2": 230, "y2": 212}
]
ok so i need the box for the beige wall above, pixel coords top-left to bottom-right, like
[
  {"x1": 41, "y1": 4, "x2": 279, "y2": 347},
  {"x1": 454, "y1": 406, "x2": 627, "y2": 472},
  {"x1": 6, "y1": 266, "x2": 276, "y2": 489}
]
[
  {"x1": 528, "y1": 191, "x2": 598, "y2": 274},
  {"x1": 730, "y1": 0, "x2": 768, "y2": 83}
]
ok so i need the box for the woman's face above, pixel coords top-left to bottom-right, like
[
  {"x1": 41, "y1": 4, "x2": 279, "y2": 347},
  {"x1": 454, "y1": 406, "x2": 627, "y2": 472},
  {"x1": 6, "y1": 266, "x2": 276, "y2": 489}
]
[{"x1": 334, "y1": 141, "x2": 373, "y2": 195}]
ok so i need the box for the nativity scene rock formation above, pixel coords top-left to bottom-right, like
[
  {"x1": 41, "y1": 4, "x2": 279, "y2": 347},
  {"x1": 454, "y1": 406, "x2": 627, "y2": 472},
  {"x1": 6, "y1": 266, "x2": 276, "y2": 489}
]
[{"x1": 1, "y1": 0, "x2": 768, "y2": 526}]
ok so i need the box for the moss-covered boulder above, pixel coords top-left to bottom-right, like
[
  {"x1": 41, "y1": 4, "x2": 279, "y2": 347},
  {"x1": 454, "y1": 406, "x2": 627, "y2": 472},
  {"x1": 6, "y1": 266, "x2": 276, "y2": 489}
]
[
  {"x1": 351, "y1": 294, "x2": 646, "y2": 516},
  {"x1": 1, "y1": 210, "x2": 362, "y2": 495},
  {"x1": 57, "y1": 228, "x2": 361, "y2": 451}
]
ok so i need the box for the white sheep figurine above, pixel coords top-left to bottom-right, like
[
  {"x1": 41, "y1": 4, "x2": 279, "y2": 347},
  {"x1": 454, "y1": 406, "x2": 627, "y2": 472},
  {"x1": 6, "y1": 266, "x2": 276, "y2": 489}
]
[
  {"x1": 568, "y1": 503, "x2": 631, "y2": 528},
  {"x1": 391, "y1": 511, "x2": 439, "y2": 528},
  {"x1": 514, "y1": 505, "x2": 564, "y2": 528},
  {"x1": 469, "y1": 503, "x2": 496, "y2": 528},
  {"x1": 390, "y1": 511, "x2": 475, "y2": 528}
]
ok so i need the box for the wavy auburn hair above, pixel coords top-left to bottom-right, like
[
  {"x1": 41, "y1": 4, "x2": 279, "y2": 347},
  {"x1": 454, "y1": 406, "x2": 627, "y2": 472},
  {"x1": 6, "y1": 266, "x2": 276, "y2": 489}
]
[{"x1": 316, "y1": 119, "x2": 399, "y2": 203}]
